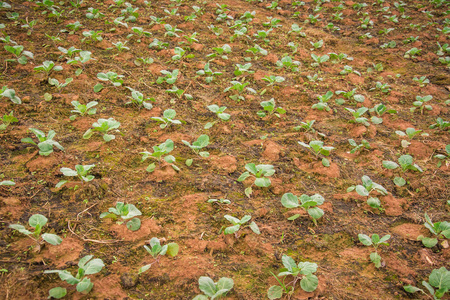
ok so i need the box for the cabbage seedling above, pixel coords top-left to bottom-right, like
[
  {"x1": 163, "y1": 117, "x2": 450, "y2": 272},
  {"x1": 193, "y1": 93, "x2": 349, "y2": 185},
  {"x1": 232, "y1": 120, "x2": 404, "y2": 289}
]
[
  {"x1": 1, "y1": 86, "x2": 21, "y2": 104},
  {"x1": 358, "y1": 233, "x2": 390, "y2": 268},
  {"x1": 0, "y1": 111, "x2": 18, "y2": 130},
  {"x1": 206, "y1": 44, "x2": 231, "y2": 59},
  {"x1": 94, "y1": 72, "x2": 124, "y2": 92},
  {"x1": 196, "y1": 62, "x2": 222, "y2": 83},
  {"x1": 70, "y1": 100, "x2": 97, "y2": 120},
  {"x1": 417, "y1": 213, "x2": 450, "y2": 248},
  {"x1": 347, "y1": 175, "x2": 388, "y2": 209},
  {"x1": 100, "y1": 202, "x2": 142, "y2": 231},
  {"x1": 404, "y1": 267, "x2": 450, "y2": 299},
  {"x1": 83, "y1": 118, "x2": 121, "y2": 142},
  {"x1": 9, "y1": 214, "x2": 62, "y2": 251},
  {"x1": 44, "y1": 255, "x2": 104, "y2": 297},
  {"x1": 56, "y1": 164, "x2": 95, "y2": 188},
  {"x1": 164, "y1": 24, "x2": 183, "y2": 37},
  {"x1": 345, "y1": 107, "x2": 370, "y2": 126},
  {"x1": 281, "y1": 193, "x2": 325, "y2": 225},
  {"x1": 205, "y1": 105, "x2": 230, "y2": 129},
  {"x1": 395, "y1": 127, "x2": 426, "y2": 148},
  {"x1": 223, "y1": 215, "x2": 260, "y2": 236},
  {"x1": 4, "y1": 44, "x2": 34, "y2": 64},
  {"x1": 182, "y1": 134, "x2": 210, "y2": 157},
  {"x1": 429, "y1": 117, "x2": 450, "y2": 130},
  {"x1": 267, "y1": 255, "x2": 319, "y2": 299},
  {"x1": 139, "y1": 237, "x2": 179, "y2": 274},
  {"x1": 234, "y1": 63, "x2": 253, "y2": 77},
  {"x1": 237, "y1": 163, "x2": 275, "y2": 197},
  {"x1": 348, "y1": 139, "x2": 371, "y2": 154},
  {"x1": 34, "y1": 60, "x2": 63, "y2": 75},
  {"x1": 151, "y1": 109, "x2": 182, "y2": 129},
  {"x1": 411, "y1": 95, "x2": 432, "y2": 114},
  {"x1": 298, "y1": 140, "x2": 334, "y2": 158},
  {"x1": 156, "y1": 69, "x2": 179, "y2": 85},
  {"x1": 257, "y1": 98, "x2": 285, "y2": 118},
  {"x1": 141, "y1": 139, "x2": 179, "y2": 172},
  {"x1": 193, "y1": 276, "x2": 234, "y2": 299},
  {"x1": 0, "y1": 180, "x2": 15, "y2": 186},
  {"x1": 276, "y1": 55, "x2": 301, "y2": 72},
  {"x1": 383, "y1": 154, "x2": 423, "y2": 186},
  {"x1": 48, "y1": 77, "x2": 73, "y2": 91},
  {"x1": 262, "y1": 75, "x2": 285, "y2": 87},
  {"x1": 21, "y1": 128, "x2": 64, "y2": 156},
  {"x1": 311, "y1": 91, "x2": 333, "y2": 111},
  {"x1": 434, "y1": 144, "x2": 450, "y2": 167},
  {"x1": 246, "y1": 44, "x2": 268, "y2": 56},
  {"x1": 125, "y1": 87, "x2": 154, "y2": 110}
]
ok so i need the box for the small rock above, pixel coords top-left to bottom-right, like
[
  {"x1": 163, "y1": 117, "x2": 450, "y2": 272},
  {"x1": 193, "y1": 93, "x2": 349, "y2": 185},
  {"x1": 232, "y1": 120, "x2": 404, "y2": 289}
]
[{"x1": 120, "y1": 272, "x2": 139, "y2": 289}]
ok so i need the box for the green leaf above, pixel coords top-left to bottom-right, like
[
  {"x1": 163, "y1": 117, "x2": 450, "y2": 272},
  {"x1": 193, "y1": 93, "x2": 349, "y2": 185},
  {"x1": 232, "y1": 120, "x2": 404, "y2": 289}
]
[
  {"x1": 29, "y1": 214, "x2": 48, "y2": 228},
  {"x1": 198, "y1": 276, "x2": 217, "y2": 297},
  {"x1": 254, "y1": 177, "x2": 271, "y2": 187},
  {"x1": 76, "y1": 277, "x2": 93, "y2": 293},
  {"x1": 358, "y1": 234, "x2": 372, "y2": 246},
  {"x1": 224, "y1": 225, "x2": 240, "y2": 235},
  {"x1": 298, "y1": 262, "x2": 318, "y2": 275},
  {"x1": 42, "y1": 233, "x2": 63, "y2": 245},
  {"x1": 55, "y1": 180, "x2": 67, "y2": 188},
  {"x1": 237, "y1": 171, "x2": 250, "y2": 182},
  {"x1": 308, "y1": 207, "x2": 324, "y2": 220},
  {"x1": 393, "y1": 177, "x2": 406, "y2": 186},
  {"x1": 126, "y1": 218, "x2": 141, "y2": 231},
  {"x1": 367, "y1": 197, "x2": 381, "y2": 208},
  {"x1": 93, "y1": 83, "x2": 103, "y2": 92},
  {"x1": 245, "y1": 186, "x2": 252, "y2": 198},
  {"x1": 282, "y1": 255, "x2": 297, "y2": 272},
  {"x1": 429, "y1": 267, "x2": 450, "y2": 289},
  {"x1": 322, "y1": 158, "x2": 330, "y2": 167},
  {"x1": 403, "y1": 285, "x2": 423, "y2": 294},
  {"x1": 83, "y1": 258, "x2": 104, "y2": 275},
  {"x1": 300, "y1": 274, "x2": 319, "y2": 292},
  {"x1": 249, "y1": 221, "x2": 260, "y2": 234},
  {"x1": 355, "y1": 185, "x2": 369, "y2": 197},
  {"x1": 281, "y1": 193, "x2": 299, "y2": 208},
  {"x1": 139, "y1": 264, "x2": 152, "y2": 274},
  {"x1": 382, "y1": 160, "x2": 399, "y2": 169},
  {"x1": 9, "y1": 224, "x2": 32, "y2": 235},
  {"x1": 185, "y1": 158, "x2": 193, "y2": 166},
  {"x1": 146, "y1": 163, "x2": 156, "y2": 172},
  {"x1": 267, "y1": 285, "x2": 283, "y2": 299},
  {"x1": 287, "y1": 214, "x2": 300, "y2": 221},
  {"x1": 48, "y1": 287, "x2": 67, "y2": 299}
]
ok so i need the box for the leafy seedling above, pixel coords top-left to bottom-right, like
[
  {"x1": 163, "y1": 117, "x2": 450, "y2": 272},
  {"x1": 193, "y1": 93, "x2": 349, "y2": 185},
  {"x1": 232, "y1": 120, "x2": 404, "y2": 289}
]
[
  {"x1": 404, "y1": 267, "x2": 450, "y2": 300},
  {"x1": 417, "y1": 213, "x2": 450, "y2": 248},
  {"x1": 83, "y1": 118, "x2": 120, "y2": 142},
  {"x1": 140, "y1": 139, "x2": 179, "y2": 172},
  {"x1": 223, "y1": 215, "x2": 260, "y2": 237},
  {"x1": 21, "y1": 128, "x2": 64, "y2": 156},
  {"x1": 358, "y1": 233, "x2": 390, "y2": 268},
  {"x1": 56, "y1": 164, "x2": 95, "y2": 188},
  {"x1": 281, "y1": 193, "x2": 325, "y2": 225},
  {"x1": 139, "y1": 237, "x2": 179, "y2": 274},
  {"x1": 205, "y1": 105, "x2": 230, "y2": 129},
  {"x1": 395, "y1": 127, "x2": 427, "y2": 148},
  {"x1": 237, "y1": 163, "x2": 275, "y2": 197},
  {"x1": 268, "y1": 255, "x2": 319, "y2": 299},
  {"x1": 182, "y1": 134, "x2": 210, "y2": 158},
  {"x1": 164, "y1": 24, "x2": 182, "y2": 37},
  {"x1": 345, "y1": 107, "x2": 370, "y2": 126},
  {"x1": 411, "y1": 95, "x2": 433, "y2": 114},
  {"x1": 298, "y1": 140, "x2": 334, "y2": 159},
  {"x1": 156, "y1": 69, "x2": 179, "y2": 85},
  {"x1": 234, "y1": 63, "x2": 254, "y2": 77},
  {"x1": 193, "y1": 276, "x2": 234, "y2": 300},
  {"x1": 9, "y1": 214, "x2": 62, "y2": 252},
  {"x1": 206, "y1": 44, "x2": 231, "y2": 59},
  {"x1": 69, "y1": 101, "x2": 97, "y2": 121},
  {"x1": 125, "y1": 87, "x2": 154, "y2": 110},
  {"x1": 262, "y1": 75, "x2": 285, "y2": 87},
  {"x1": 94, "y1": 72, "x2": 124, "y2": 92},
  {"x1": 44, "y1": 255, "x2": 104, "y2": 296},
  {"x1": 34, "y1": 60, "x2": 63, "y2": 75},
  {"x1": 0, "y1": 111, "x2": 18, "y2": 130},
  {"x1": 434, "y1": 144, "x2": 450, "y2": 167},
  {"x1": 100, "y1": 202, "x2": 142, "y2": 231},
  {"x1": 382, "y1": 154, "x2": 423, "y2": 185},
  {"x1": 257, "y1": 98, "x2": 285, "y2": 118},
  {"x1": 1, "y1": 86, "x2": 21, "y2": 104},
  {"x1": 347, "y1": 176, "x2": 388, "y2": 209},
  {"x1": 429, "y1": 118, "x2": 450, "y2": 130},
  {"x1": 246, "y1": 44, "x2": 268, "y2": 56},
  {"x1": 311, "y1": 53, "x2": 329, "y2": 67},
  {"x1": 4, "y1": 44, "x2": 34, "y2": 64},
  {"x1": 196, "y1": 62, "x2": 222, "y2": 83},
  {"x1": 48, "y1": 77, "x2": 73, "y2": 92},
  {"x1": 152, "y1": 109, "x2": 182, "y2": 129},
  {"x1": 311, "y1": 91, "x2": 333, "y2": 111},
  {"x1": 413, "y1": 76, "x2": 430, "y2": 87},
  {"x1": 276, "y1": 56, "x2": 301, "y2": 72},
  {"x1": 348, "y1": 139, "x2": 371, "y2": 154}
]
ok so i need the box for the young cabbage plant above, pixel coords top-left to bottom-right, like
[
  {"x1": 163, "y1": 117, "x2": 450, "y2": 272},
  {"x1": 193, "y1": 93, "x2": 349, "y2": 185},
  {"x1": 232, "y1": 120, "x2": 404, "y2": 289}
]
[
  {"x1": 4, "y1": 44, "x2": 34, "y2": 64},
  {"x1": 1, "y1": 86, "x2": 21, "y2": 104},
  {"x1": 434, "y1": 144, "x2": 450, "y2": 167},
  {"x1": 21, "y1": 128, "x2": 64, "y2": 156},
  {"x1": 382, "y1": 154, "x2": 423, "y2": 186},
  {"x1": 348, "y1": 139, "x2": 371, "y2": 154},
  {"x1": 411, "y1": 95, "x2": 433, "y2": 114},
  {"x1": 311, "y1": 53, "x2": 329, "y2": 67},
  {"x1": 246, "y1": 44, "x2": 268, "y2": 56},
  {"x1": 138, "y1": 237, "x2": 179, "y2": 274},
  {"x1": 44, "y1": 255, "x2": 104, "y2": 297},
  {"x1": 257, "y1": 98, "x2": 285, "y2": 118},
  {"x1": 298, "y1": 140, "x2": 334, "y2": 166},
  {"x1": 311, "y1": 91, "x2": 333, "y2": 111},
  {"x1": 281, "y1": 193, "x2": 325, "y2": 225},
  {"x1": 182, "y1": 134, "x2": 210, "y2": 158},
  {"x1": 358, "y1": 233, "x2": 390, "y2": 268},
  {"x1": 206, "y1": 44, "x2": 231, "y2": 59},
  {"x1": 234, "y1": 63, "x2": 254, "y2": 77},
  {"x1": 223, "y1": 215, "x2": 260, "y2": 237},
  {"x1": 262, "y1": 75, "x2": 285, "y2": 87},
  {"x1": 140, "y1": 139, "x2": 179, "y2": 172},
  {"x1": 404, "y1": 267, "x2": 450, "y2": 300},
  {"x1": 0, "y1": 111, "x2": 18, "y2": 130},
  {"x1": 125, "y1": 87, "x2": 154, "y2": 110},
  {"x1": 100, "y1": 202, "x2": 142, "y2": 231},
  {"x1": 94, "y1": 72, "x2": 124, "y2": 92},
  {"x1": 164, "y1": 24, "x2": 183, "y2": 37},
  {"x1": 196, "y1": 62, "x2": 222, "y2": 83},
  {"x1": 395, "y1": 127, "x2": 427, "y2": 148},
  {"x1": 417, "y1": 213, "x2": 450, "y2": 248},
  {"x1": 70, "y1": 100, "x2": 97, "y2": 120},
  {"x1": 34, "y1": 60, "x2": 63, "y2": 75},
  {"x1": 347, "y1": 175, "x2": 388, "y2": 209},
  {"x1": 267, "y1": 255, "x2": 319, "y2": 300},
  {"x1": 345, "y1": 107, "x2": 370, "y2": 126},
  {"x1": 429, "y1": 117, "x2": 450, "y2": 131},
  {"x1": 152, "y1": 109, "x2": 182, "y2": 129},
  {"x1": 369, "y1": 103, "x2": 396, "y2": 124},
  {"x1": 237, "y1": 163, "x2": 275, "y2": 197},
  {"x1": 56, "y1": 164, "x2": 95, "y2": 188},
  {"x1": 9, "y1": 214, "x2": 62, "y2": 252},
  {"x1": 276, "y1": 55, "x2": 301, "y2": 72},
  {"x1": 193, "y1": 276, "x2": 234, "y2": 300},
  {"x1": 83, "y1": 118, "x2": 121, "y2": 142},
  {"x1": 205, "y1": 105, "x2": 230, "y2": 129},
  {"x1": 156, "y1": 69, "x2": 179, "y2": 85},
  {"x1": 48, "y1": 77, "x2": 73, "y2": 92}
]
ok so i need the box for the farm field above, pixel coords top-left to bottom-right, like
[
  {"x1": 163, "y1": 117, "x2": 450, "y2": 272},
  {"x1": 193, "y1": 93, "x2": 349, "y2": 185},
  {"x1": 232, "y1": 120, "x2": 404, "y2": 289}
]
[{"x1": 0, "y1": 0, "x2": 449, "y2": 299}]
